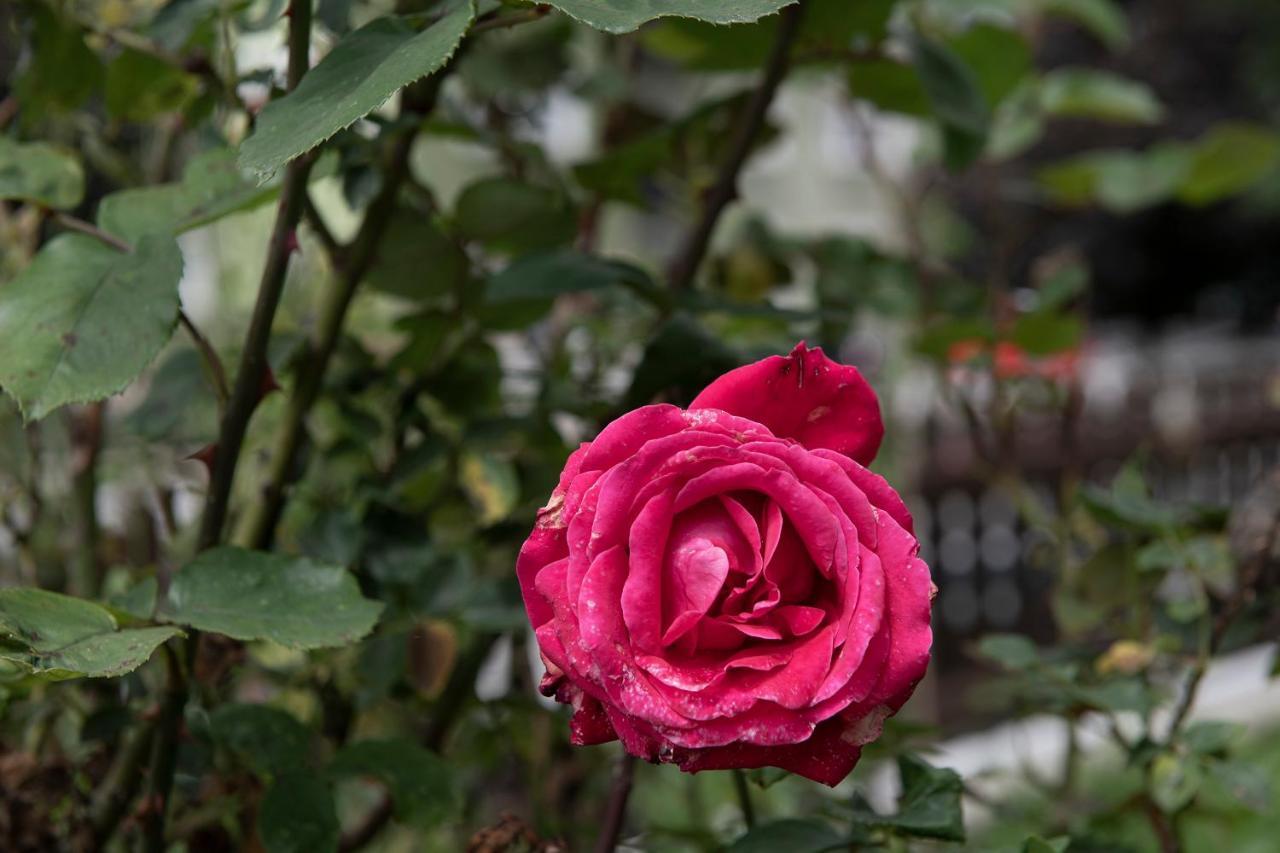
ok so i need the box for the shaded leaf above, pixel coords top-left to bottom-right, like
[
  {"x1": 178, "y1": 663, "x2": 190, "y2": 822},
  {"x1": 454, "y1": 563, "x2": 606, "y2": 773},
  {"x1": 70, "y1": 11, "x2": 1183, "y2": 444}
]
[
  {"x1": 976, "y1": 634, "x2": 1040, "y2": 670},
  {"x1": 453, "y1": 176, "x2": 576, "y2": 253},
  {"x1": 258, "y1": 772, "x2": 338, "y2": 853},
  {"x1": 328, "y1": 739, "x2": 458, "y2": 828},
  {"x1": 1039, "y1": 69, "x2": 1163, "y2": 124},
  {"x1": 105, "y1": 48, "x2": 199, "y2": 121},
  {"x1": 365, "y1": 209, "x2": 468, "y2": 301},
  {"x1": 544, "y1": 0, "x2": 794, "y2": 35},
  {"x1": 1178, "y1": 123, "x2": 1280, "y2": 206},
  {"x1": 459, "y1": 450, "x2": 519, "y2": 526},
  {"x1": 0, "y1": 588, "x2": 180, "y2": 679},
  {"x1": 98, "y1": 148, "x2": 277, "y2": 243},
  {"x1": 240, "y1": 0, "x2": 475, "y2": 179},
  {"x1": 1150, "y1": 752, "x2": 1202, "y2": 813},
  {"x1": 209, "y1": 703, "x2": 313, "y2": 777},
  {"x1": 1041, "y1": 0, "x2": 1130, "y2": 51},
  {"x1": 0, "y1": 233, "x2": 184, "y2": 421},
  {"x1": 162, "y1": 547, "x2": 383, "y2": 649},
  {"x1": 0, "y1": 138, "x2": 85, "y2": 209}
]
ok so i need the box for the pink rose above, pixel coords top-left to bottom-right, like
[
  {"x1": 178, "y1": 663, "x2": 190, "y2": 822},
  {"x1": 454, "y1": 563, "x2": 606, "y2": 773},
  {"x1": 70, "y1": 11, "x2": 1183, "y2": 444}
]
[{"x1": 517, "y1": 343, "x2": 934, "y2": 785}]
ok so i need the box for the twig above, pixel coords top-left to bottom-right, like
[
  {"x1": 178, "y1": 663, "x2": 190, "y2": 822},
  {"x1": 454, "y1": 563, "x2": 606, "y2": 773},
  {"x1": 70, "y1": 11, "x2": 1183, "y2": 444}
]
[
  {"x1": 302, "y1": 193, "x2": 343, "y2": 263},
  {"x1": 471, "y1": 5, "x2": 550, "y2": 34},
  {"x1": 593, "y1": 753, "x2": 638, "y2": 853},
  {"x1": 732, "y1": 769, "x2": 756, "y2": 829},
  {"x1": 665, "y1": 2, "x2": 806, "y2": 292},
  {"x1": 179, "y1": 311, "x2": 231, "y2": 407},
  {"x1": 68, "y1": 402, "x2": 105, "y2": 598},
  {"x1": 50, "y1": 212, "x2": 131, "y2": 252}
]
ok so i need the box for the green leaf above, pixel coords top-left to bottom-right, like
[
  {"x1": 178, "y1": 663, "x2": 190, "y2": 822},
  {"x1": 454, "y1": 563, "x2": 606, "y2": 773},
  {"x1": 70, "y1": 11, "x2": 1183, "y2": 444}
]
[
  {"x1": 0, "y1": 588, "x2": 181, "y2": 679},
  {"x1": 1011, "y1": 311, "x2": 1084, "y2": 356},
  {"x1": 1079, "y1": 465, "x2": 1179, "y2": 531},
  {"x1": 98, "y1": 148, "x2": 277, "y2": 243},
  {"x1": 727, "y1": 818, "x2": 845, "y2": 853},
  {"x1": 1041, "y1": 0, "x2": 1130, "y2": 51},
  {"x1": 1023, "y1": 835, "x2": 1071, "y2": 853},
  {"x1": 364, "y1": 209, "x2": 468, "y2": 301},
  {"x1": 976, "y1": 633, "x2": 1040, "y2": 670},
  {"x1": 1183, "y1": 721, "x2": 1243, "y2": 756},
  {"x1": 1205, "y1": 758, "x2": 1271, "y2": 812},
  {"x1": 161, "y1": 547, "x2": 383, "y2": 649},
  {"x1": 1039, "y1": 69, "x2": 1163, "y2": 124},
  {"x1": 14, "y1": 6, "x2": 103, "y2": 118},
  {"x1": 0, "y1": 233, "x2": 184, "y2": 421},
  {"x1": 239, "y1": 0, "x2": 476, "y2": 179},
  {"x1": 1037, "y1": 145, "x2": 1191, "y2": 213},
  {"x1": 892, "y1": 754, "x2": 966, "y2": 841},
  {"x1": 328, "y1": 740, "x2": 458, "y2": 828},
  {"x1": 458, "y1": 450, "x2": 519, "y2": 527},
  {"x1": 543, "y1": 0, "x2": 795, "y2": 35},
  {"x1": 105, "y1": 48, "x2": 199, "y2": 122},
  {"x1": 849, "y1": 59, "x2": 932, "y2": 117},
  {"x1": 642, "y1": 0, "x2": 894, "y2": 71},
  {"x1": 0, "y1": 138, "x2": 85, "y2": 209},
  {"x1": 258, "y1": 771, "x2": 339, "y2": 853},
  {"x1": 453, "y1": 177, "x2": 576, "y2": 253},
  {"x1": 209, "y1": 704, "x2": 313, "y2": 777},
  {"x1": 910, "y1": 32, "x2": 990, "y2": 169},
  {"x1": 852, "y1": 754, "x2": 965, "y2": 842},
  {"x1": 1075, "y1": 678, "x2": 1154, "y2": 714},
  {"x1": 949, "y1": 23, "x2": 1033, "y2": 108},
  {"x1": 1151, "y1": 751, "x2": 1202, "y2": 813},
  {"x1": 485, "y1": 250, "x2": 658, "y2": 311},
  {"x1": 1177, "y1": 123, "x2": 1280, "y2": 206}
]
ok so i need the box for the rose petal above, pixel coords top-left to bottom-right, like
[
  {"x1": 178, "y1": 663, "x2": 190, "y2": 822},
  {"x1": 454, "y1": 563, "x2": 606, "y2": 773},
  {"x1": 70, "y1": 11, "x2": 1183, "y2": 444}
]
[{"x1": 690, "y1": 342, "x2": 884, "y2": 465}]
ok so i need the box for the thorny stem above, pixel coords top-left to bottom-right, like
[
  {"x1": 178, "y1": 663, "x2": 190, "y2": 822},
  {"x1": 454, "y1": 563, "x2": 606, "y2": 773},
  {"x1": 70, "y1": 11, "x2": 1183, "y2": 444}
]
[
  {"x1": 138, "y1": 4, "x2": 316, "y2": 851},
  {"x1": 665, "y1": 2, "x2": 806, "y2": 292},
  {"x1": 593, "y1": 753, "x2": 638, "y2": 853},
  {"x1": 237, "y1": 70, "x2": 446, "y2": 551}
]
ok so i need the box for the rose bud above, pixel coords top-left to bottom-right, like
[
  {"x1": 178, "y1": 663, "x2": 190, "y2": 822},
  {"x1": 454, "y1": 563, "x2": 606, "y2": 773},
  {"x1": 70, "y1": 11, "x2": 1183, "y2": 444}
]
[{"x1": 517, "y1": 343, "x2": 934, "y2": 786}]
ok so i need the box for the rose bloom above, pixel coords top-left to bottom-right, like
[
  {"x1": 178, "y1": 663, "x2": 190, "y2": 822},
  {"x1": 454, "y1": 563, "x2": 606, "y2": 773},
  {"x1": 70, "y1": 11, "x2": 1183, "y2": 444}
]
[{"x1": 517, "y1": 343, "x2": 934, "y2": 785}]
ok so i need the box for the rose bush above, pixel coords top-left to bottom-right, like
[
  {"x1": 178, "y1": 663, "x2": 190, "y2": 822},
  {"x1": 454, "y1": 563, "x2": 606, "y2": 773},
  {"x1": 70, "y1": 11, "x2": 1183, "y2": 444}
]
[{"x1": 517, "y1": 343, "x2": 935, "y2": 785}]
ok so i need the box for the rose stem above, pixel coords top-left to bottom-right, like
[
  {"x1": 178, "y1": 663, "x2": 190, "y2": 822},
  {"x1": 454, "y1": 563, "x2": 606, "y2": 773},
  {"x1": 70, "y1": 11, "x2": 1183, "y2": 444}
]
[
  {"x1": 732, "y1": 770, "x2": 756, "y2": 828},
  {"x1": 593, "y1": 753, "x2": 637, "y2": 853}
]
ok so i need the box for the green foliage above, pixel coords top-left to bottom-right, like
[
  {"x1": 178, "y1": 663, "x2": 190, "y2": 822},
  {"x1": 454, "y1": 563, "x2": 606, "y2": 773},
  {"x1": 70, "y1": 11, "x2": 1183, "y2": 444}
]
[
  {"x1": 0, "y1": 138, "x2": 84, "y2": 209},
  {"x1": 240, "y1": 0, "x2": 476, "y2": 178},
  {"x1": 543, "y1": 0, "x2": 796, "y2": 34},
  {"x1": 849, "y1": 754, "x2": 967, "y2": 842},
  {"x1": 98, "y1": 148, "x2": 277, "y2": 243},
  {"x1": 0, "y1": 589, "x2": 182, "y2": 679},
  {"x1": 161, "y1": 548, "x2": 383, "y2": 648},
  {"x1": 258, "y1": 771, "x2": 340, "y2": 853},
  {"x1": 328, "y1": 739, "x2": 459, "y2": 827},
  {"x1": 0, "y1": 233, "x2": 183, "y2": 421},
  {"x1": 3, "y1": 0, "x2": 1279, "y2": 850}
]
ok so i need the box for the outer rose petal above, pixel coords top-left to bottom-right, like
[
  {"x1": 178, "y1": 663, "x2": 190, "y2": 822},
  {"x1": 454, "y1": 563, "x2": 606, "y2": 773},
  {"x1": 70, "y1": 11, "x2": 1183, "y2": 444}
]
[{"x1": 690, "y1": 342, "x2": 884, "y2": 465}]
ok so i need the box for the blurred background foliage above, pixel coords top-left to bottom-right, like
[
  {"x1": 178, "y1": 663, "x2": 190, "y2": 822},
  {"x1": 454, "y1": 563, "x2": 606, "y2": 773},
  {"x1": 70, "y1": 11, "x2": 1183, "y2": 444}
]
[{"x1": 1, "y1": 0, "x2": 1280, "y2": 851}]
